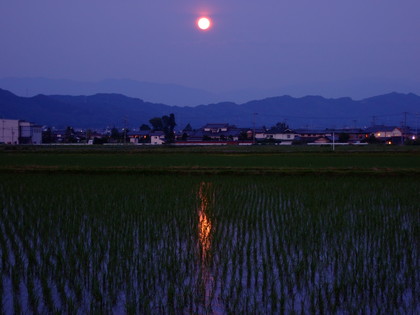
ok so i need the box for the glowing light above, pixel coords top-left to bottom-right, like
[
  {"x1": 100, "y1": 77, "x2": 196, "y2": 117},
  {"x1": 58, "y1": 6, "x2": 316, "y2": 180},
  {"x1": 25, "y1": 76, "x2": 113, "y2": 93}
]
[
  {"x1": 197, "y1": 17, "x2": 211, "y2": 30},
  {"x1": 197, "y1": 181, "x2": 213, "y2": 308},
  {"x1": 198, "y1": 182, "x2": 212, "y2": 261}
]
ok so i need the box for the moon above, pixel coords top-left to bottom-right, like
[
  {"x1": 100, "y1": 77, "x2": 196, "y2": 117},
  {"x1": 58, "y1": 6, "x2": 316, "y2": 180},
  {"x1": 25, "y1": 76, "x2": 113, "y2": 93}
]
[{"x1": 197, "y1": 17, "x2": 211, "y2": 30}]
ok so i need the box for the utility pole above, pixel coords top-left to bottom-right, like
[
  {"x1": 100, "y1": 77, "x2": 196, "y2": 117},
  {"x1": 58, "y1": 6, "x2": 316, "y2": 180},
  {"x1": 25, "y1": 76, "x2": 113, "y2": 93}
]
[
  {"x1": 123, "y1": 117, "x2": 128, "y2": 144},
  {"x1": 371, "y1": 116, "x2": 376, "y2": 127},
  {"x1": 252, "y1": 113, "x2": 258, "y2": 144},
  {"x1": 400, "y1": 121, "x2": 404, "y2": 145},
  {"x1": 403, "y1": 112, "x2": 408, "y2": 144}
]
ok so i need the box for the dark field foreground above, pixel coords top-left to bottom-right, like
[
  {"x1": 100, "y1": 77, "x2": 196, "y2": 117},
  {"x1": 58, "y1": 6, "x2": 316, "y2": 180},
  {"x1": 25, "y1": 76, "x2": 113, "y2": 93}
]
[
  {"x1": 0, "y1": 174, "x2": 419, "y2": 314},
  {"x1": 1, "y1": 145, "x2": 420, "y2": 176}
]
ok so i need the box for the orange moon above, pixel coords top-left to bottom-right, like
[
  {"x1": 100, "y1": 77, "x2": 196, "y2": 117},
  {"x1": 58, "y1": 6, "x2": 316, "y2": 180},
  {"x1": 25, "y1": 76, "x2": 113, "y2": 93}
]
[{"x1": 197, "y1": 17, "x2": 211, "y2": 30}]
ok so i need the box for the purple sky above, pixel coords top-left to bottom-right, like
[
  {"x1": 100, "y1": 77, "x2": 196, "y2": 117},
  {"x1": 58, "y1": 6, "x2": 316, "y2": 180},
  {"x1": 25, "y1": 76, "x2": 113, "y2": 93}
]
[{"x1": 1, "y1": 0, "x2": 420, "y2": 97}]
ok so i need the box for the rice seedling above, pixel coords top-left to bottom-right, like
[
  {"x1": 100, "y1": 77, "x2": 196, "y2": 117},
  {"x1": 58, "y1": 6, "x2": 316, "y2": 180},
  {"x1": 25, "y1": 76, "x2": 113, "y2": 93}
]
[{"x1": 0, "y1": 173, "x2": 418, "y2": 313}]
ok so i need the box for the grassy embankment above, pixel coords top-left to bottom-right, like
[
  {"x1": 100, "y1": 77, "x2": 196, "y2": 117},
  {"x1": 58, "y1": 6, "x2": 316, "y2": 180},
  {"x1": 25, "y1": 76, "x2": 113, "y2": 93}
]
[{"x1": 0, "y1": 145, "x2": 419, "y2": 176}]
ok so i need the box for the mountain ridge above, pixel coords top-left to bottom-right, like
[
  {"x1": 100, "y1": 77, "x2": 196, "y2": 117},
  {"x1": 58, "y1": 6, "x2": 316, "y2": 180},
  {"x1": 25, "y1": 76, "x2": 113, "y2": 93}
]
[
  {"x1": 2, "y1": 77, "x2": 420, "y2": 106},
  {"x1": 0, "y1": 88, "x2": 419, "y2": 129}
]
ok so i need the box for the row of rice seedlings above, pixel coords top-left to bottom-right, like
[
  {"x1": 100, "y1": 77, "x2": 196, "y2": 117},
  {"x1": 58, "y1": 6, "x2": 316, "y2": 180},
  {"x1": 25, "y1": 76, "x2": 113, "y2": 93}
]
[
  {"x1": 198, "y1": 176, "x2": 419, "y2": 313},
  {"x1": 0, "y1": 174, "x2": 418, "y2": 313}
]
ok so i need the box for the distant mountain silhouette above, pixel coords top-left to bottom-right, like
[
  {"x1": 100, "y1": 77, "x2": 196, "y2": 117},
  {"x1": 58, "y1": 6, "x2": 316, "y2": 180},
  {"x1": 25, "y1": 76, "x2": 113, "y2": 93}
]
[
  {"x1": 0, "y1": 77, "x2": 219, "y2": 107},
  {"x1": 0, "y1": 88, "x2": 419, "y2": 129},
  {"x1": 2, "y1": 77, "x2": 420, "y2": 106}
]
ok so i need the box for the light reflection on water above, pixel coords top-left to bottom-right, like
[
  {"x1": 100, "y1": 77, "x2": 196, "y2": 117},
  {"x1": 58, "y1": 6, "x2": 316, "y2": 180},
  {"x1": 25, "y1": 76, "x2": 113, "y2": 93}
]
[
  {"x1": 198, "y1": 182, "x2": 212, "y2": 263},
  {"x1": 197, "y1": 181, "x2": 218, "y2": 312}
]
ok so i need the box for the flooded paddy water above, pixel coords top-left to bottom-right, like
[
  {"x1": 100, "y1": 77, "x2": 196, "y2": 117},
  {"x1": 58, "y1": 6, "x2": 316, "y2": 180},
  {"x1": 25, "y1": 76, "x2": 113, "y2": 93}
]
[{"x1": 0, "y1": 174, "x2": 418, "y2": 314}]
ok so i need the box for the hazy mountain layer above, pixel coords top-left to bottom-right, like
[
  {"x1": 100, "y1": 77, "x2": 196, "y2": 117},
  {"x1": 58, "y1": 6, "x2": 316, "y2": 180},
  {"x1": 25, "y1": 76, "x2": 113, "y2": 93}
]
[{"x1": 1, "y1": 88, "x2": 419, "y2": 129}]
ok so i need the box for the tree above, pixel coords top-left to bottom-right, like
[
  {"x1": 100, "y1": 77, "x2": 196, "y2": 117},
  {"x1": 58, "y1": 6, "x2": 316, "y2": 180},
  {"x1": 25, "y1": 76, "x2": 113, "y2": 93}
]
[
  {"x1": 274, "y1": 121, "x2": 289, "y2": 130},
  {"x1": 167, "y1": 113, "x2": 176, "y2": 132},
  {"x1": 138, "y1": 135, "x2": 150, "y2": 143},
  {"x1": 239, "y1": 131, "x2": 248, "y2": 140},
  {"x1": 162, "y1": 113, "x2": 176, "y2": 143},
  {"x1": 149, "y1": 117, "x2": 163, "y2": 131},
  {"x1": 140, "y1": 124, "x2": 151, "y2": 131},
  {"x1": 366, "y1": 134, "x2": 380, "y2": 144},
  {"x1": 86, "y1": 129, "x2": 93, "y2": 140},
  {"x1": 149, "y1": 113, "x2": 176, "y2": 142},
  {"x1": 93, "y1": 137, "x2": 107, "y2": 144},
  {"x1": 338, "y1": 133, "x2": 350, "y2": 143},
  {"x1": 42, "y1": 127, "x2": 54, "y2": 143},
  {"x1": 181, "y1": 122, "x2": 190, "y2": 141},
  {"x1": 110, "y1": 127, "x2": 120, "y2": 142},
  {"x1": 64, "y1": 126, "x2": 76, "y2": 143},
  {"x1": 183, "y1": 123, "x2": 192, "y2": 132},
  {"x1": 162, "y1": 115, "x2": 170, "y2": 133},
  {"x1": 122, "y1": 128, "x2": 130, "y2": 143}
]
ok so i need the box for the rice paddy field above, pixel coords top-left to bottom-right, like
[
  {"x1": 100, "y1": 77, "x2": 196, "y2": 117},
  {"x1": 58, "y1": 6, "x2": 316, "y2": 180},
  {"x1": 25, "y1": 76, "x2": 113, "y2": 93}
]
[{"x1": 0, "y1": 146, "x2": 419, "y2": 314}]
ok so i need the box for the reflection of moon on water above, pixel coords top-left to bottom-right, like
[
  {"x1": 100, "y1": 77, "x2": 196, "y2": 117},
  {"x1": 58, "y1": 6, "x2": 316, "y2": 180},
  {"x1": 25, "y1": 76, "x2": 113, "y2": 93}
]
[
  {"x1": 197, "y1": 181, "x2": 214, "y2": 311},
  {"x1": 198, "y1": 182, "x2": 212, "y2": 261}
]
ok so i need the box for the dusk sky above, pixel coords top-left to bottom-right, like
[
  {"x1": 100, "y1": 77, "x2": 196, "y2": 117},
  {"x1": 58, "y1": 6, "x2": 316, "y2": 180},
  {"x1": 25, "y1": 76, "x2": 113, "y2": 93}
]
[{"x1": 1, "y1": 0, "x2": 420, "y2": 99}]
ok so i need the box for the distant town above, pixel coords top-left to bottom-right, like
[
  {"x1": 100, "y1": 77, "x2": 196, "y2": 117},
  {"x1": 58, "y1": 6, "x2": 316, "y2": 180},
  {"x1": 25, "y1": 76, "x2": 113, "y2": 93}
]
[{"x1": 1, "y1": 116, "x2": 419, "y2": 146}]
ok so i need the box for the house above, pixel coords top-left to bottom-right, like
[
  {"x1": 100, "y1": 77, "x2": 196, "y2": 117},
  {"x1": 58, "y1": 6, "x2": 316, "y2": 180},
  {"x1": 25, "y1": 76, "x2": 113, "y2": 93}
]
[
  {"x1": 241, "y1": 128, "x2": 266, "y2": 141},
  {"x1": 128, "y1": 130, "x2": 165, "y2": 145},
  {"x1": 323, "y1": 128, "x2": 366, "y2": 143},
  {"x1": 254, "y1": 128, "x2": 267, "y2": 140},
  {"x1": 175, "y1": 123, "x2": 255, "y2": 145},
  {"x1": 0, "y1": 119, "x2": 42, "y2": 144},
  {"x1": 311, "y1": 136, "x2": 332, "y2": 144},
  {"x1": 365, "y1": 125, "x2": 402, "y2": 139},
  {"x1": 294, "y1": 129, "x2": 327, "y2": 143},
  {"x1": 203, "y1": 123, "x2": 230, "y2": 133},
  {"x1": 198, "y1": 124, "x2": 241, "y2": 141},
  {"x1": 128, "y1": 130, "x2": 151, "y2": 144},
  {"x1": 182, "y1": 129, "x2": 205, "y2": 142},
  {"x1": 364, "y1": 125, "x2": 403, "y2": 144},
  {"x1": 264, "y1": 127, "x2": 298, "y2": 144},
  {"x1": 150, "y1": 131, "x2": 165, "y2": 145},
  {"x1": 306, "y1": 134, "x2": 355, "y2": 146}
]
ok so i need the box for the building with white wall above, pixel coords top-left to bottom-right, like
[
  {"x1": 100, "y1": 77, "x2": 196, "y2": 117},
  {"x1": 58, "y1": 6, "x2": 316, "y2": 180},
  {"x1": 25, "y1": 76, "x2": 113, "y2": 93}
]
[
  {"x1": 0, "y1": 119, "x2": 42, "y2": 144},
  {"x1": 0, "y1": 119, "x2": 20, "y2": 144},
  {"x1": 18, "y1": 121, "x2": 42, "y2": 144}
]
